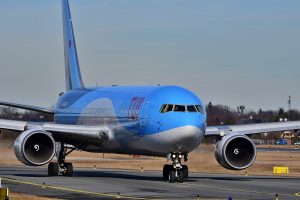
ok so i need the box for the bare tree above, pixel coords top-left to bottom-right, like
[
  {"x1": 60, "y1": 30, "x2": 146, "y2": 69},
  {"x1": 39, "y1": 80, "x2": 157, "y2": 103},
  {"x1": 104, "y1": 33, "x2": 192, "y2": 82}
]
[{"x1": 237, "y1": 105, "x2": 245, "y2": 116}]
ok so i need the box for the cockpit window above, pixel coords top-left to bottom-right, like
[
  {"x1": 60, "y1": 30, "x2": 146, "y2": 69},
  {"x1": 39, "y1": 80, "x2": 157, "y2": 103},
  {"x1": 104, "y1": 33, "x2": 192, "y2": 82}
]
[
  {"x1": 166, "y1": 104, "x2": 174, "y2": 112},
  {"x1": 160, "y1": 104, "x2": 204, "y2": 114},
  {"x1": 174, "y1": 105, "x2": 186, "y2": 112},
  {"x1": 187, "y1": 105, "x2": 197, "y2": 112},
  {"x1": 160, "y1": 104, "x2": 174, "y2": 113},
  {"x1": 195, "y1": 105, "x2": 205, "y2": 114},
  {"x1": 160, "y1": 104, "x2": 167, "y2": 113}
]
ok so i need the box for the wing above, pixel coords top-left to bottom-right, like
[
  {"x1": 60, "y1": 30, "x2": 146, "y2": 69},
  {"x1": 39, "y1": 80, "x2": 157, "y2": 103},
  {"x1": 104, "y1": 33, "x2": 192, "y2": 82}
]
[
  {"x1": 0, "y1": 119, "x2": 110, "y2": 145},
  {"x1": 205, "y1": 121, "x2": 300, "y2": 136},
  {"x1": 0, "y1": 101, "x2": 54, "y2": 115}
]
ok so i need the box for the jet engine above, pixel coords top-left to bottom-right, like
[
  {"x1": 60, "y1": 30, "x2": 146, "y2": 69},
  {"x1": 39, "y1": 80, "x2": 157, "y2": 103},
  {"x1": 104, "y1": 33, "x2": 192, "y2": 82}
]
[
  {"x1": 215, "y1": 134, "x2": 256, "y2": 170},
  {"x1": 14, "y1": 129, "x2": 56, "y2": 166}
]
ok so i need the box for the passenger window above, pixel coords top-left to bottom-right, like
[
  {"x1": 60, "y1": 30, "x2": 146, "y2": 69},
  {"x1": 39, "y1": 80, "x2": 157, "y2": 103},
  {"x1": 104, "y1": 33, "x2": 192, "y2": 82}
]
[
  {"x1": 195, "y1": 105, "x2": 205, "y2": 114},
  {"x1": 174, "y1": 105, "x2": 186, "y2": 112},
  {"x1": 187, "y1": 105, "x2": 197, "y2": 112},
  {"x1": 166, "y1": 104, "x2": 174, "y2": 112}
]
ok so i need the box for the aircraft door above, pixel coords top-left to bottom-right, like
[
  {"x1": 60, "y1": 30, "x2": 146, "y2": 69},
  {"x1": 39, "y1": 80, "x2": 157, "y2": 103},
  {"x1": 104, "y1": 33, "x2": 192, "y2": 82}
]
[{"x1": 140, "y1": 100, "x2": 149, "y2": 128}]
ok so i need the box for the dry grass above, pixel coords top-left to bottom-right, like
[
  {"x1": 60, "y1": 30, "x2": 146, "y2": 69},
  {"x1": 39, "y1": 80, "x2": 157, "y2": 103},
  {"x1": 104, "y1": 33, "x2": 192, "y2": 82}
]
[
  {"x1": 67, "y1": 145, "x2": 300, "y2": 176},
  {"x1": 10, "y1": 192, "x2": 60, "y2": 200},
  {"x1": 1, "y1": 144, "x2": 300, "y2": 176}
]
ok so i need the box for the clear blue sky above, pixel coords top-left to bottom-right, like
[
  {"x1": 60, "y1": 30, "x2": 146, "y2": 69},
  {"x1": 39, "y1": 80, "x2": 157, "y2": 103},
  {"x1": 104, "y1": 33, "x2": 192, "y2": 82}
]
[{"x1": 0, "y1": 0, "x2": 299, "y2": 111}]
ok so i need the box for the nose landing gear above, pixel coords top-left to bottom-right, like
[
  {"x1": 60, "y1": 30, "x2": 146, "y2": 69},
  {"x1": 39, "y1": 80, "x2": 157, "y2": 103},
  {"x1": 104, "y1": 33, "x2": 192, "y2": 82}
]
[{"x1": 163, "y1": 153, "x2": 189, "y2": 183}]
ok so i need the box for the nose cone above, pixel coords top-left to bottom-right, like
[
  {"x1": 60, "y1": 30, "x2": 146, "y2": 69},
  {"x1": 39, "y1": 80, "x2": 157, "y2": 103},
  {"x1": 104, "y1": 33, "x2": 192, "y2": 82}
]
[
  {"x1": 158, "y1": 110, "x2": 206, "y2": 134},
  {"x1": 169, "y1": 113, "x2": 206, "y2": 153},
  {"x1": 180, "y1": 113, "x2": 206, "y2": 130},
  {"x1": 169, "y1": 125, "x2": 205, "y2": 152},
  {"x1": 148, "y1": 125, "x2": 205, "y2": 154},
  {"x1": 144, "y1": 85, "x2": 207, "y2": 154}
]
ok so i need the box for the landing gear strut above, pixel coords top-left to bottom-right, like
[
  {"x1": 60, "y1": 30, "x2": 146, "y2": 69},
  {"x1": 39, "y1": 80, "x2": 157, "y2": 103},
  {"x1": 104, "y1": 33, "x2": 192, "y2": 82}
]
[
  {"x1": 163, "y1": 153, "x2": 188, "y2": 183},
  {"x1": 48, "y1": 143, "x2": 74, "y2": 176}
]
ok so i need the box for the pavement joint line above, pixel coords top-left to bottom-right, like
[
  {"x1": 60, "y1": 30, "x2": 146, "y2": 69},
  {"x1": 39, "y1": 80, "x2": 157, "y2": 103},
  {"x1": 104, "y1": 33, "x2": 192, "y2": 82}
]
[
  {"x1": 0, "y1": 176, "x2": 151, "y2": 200},
  {"x1": 182, "y1": 182, "x2": 298, "y2": 198}
]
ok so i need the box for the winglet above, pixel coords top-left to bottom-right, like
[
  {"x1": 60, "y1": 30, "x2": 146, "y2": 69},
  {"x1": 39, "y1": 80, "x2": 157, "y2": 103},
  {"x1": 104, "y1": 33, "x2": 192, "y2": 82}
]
[{"x1": 62, "y1": 0, "x2": 84, "y2": 91}]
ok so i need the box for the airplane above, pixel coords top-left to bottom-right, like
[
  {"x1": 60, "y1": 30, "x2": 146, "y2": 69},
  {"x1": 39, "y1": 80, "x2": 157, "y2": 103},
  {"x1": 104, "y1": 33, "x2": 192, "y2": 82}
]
[{"x1": 0, "y1": 0, "x2": 300, "y2": 183}]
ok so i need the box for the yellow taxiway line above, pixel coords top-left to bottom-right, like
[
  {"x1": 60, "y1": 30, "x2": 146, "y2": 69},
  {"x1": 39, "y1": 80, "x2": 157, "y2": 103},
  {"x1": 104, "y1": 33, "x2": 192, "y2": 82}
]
[
  {"x1": 1, "y1": 177, "x2": 148, "y2": 200},
  {"x1": 2, "y1": 176, "x2": 299, "y2": 199}
]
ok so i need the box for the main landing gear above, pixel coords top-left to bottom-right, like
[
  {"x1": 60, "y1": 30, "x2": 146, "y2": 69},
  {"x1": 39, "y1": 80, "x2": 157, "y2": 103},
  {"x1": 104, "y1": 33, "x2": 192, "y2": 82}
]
[
  {"x1": 163, "y1": 153, "x2": 189, "y2": 183},
  {"x1": 48, "y1": 143, "x2": 74, "y2": 176}
]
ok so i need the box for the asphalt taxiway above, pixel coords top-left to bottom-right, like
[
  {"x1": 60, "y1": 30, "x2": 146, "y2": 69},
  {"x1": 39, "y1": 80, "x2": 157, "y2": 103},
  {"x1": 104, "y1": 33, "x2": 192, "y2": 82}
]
[{"x1": 0, "y1": 165, "x2": 300, "y2": 200}]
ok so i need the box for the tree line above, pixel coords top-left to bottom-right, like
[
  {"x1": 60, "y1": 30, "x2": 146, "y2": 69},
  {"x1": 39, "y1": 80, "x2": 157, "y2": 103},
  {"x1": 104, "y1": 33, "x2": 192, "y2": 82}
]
[
  {"x1": 0, "y1": 107, "x2": 53, "y2": 122},
  {"x1": 0, "y1": 103, "x2": 300, "y2": 126},
  {"x1": 206, "y1": 102, "x2": 300, "y2": 126}
]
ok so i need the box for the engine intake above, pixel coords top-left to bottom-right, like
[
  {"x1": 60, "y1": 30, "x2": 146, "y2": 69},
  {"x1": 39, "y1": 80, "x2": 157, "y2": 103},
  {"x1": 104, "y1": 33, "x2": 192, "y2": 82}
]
[
  {"x1": 215, "y1": 134, "x2": 256, "y2": 170},
  {"x1": 14, "y1": 129, "x2": 56, "y2": 166}
]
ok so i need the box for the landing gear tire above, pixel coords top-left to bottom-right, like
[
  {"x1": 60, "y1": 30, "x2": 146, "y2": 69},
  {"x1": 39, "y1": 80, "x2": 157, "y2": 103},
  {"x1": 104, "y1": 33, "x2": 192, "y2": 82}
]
[
  {"x1": 163, "y1": 165, "x2": 172, "y2": 180},
  {"x1": 48, "y1": 162, "x2": 58, "y2": 176},
  {"x1": 168, "y1": 169, "x2": 176, "y2": 183},
  {"x1": 64, "y1": 163, "x2": 73, "y2": 176},
  {"x1": 165, "y1": 152, "x2": 189, "y2": 183},
  {"x1": 178, "y1": 170, "x2": 184, "y2": 183},
  {"x1": 47, "y1": 143, "x2": 75, "y2": 177},
  {"x1": 182, "y1": 165, "x2": 188, "y2": 180}
]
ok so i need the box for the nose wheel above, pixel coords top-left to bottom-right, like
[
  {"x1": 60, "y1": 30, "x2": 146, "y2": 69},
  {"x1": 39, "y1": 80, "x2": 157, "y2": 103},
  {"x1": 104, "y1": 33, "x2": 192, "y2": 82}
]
[
  {"x1": 163, "y1": 153, "x2": 189, "y2": 183},
  {"x1": 48, "y1": 143, "x2": 74, "y2": 176}
]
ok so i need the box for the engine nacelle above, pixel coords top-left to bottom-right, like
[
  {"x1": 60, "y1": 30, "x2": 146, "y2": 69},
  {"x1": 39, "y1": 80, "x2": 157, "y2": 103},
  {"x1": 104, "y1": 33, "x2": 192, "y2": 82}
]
[
  {"x1": 14, "y1": 129, "x2": 56, "y2": 166},
  {"x1": 215, "y1": 134, "x2": 256, "y2": 170}
]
